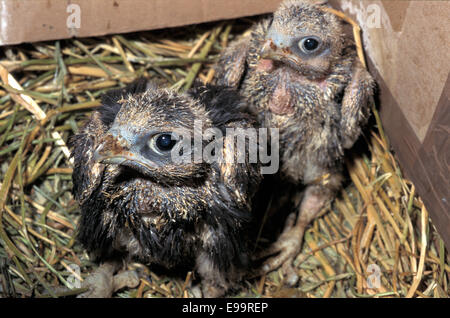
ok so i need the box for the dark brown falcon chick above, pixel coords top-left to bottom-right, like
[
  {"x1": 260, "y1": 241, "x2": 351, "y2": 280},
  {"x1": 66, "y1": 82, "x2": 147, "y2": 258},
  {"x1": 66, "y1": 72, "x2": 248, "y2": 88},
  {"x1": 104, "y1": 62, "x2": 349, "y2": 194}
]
[
  {"x1": 214, "y1": 0, "x2": 375, "y2": 284},
  {"x1": 70, "y1": 81, "x2": 261, "y2": 297}
]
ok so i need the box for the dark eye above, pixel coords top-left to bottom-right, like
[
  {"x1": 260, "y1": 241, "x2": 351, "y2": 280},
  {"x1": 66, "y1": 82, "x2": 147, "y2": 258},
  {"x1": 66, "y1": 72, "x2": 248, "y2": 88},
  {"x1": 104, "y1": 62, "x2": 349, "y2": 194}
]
[
  {"x1": 151, "y1": 133, "x2": 177, "y2": 153},
  {"x1": 299, "y1": 37, "x2": 321, "y2": 53}
]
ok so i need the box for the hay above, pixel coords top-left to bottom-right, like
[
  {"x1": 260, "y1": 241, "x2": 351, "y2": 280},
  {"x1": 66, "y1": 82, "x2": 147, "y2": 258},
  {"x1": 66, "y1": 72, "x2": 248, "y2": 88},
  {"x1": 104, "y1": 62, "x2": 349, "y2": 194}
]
[{"x1": 0, "y1": 17, "x2": 448, "y2": 298}]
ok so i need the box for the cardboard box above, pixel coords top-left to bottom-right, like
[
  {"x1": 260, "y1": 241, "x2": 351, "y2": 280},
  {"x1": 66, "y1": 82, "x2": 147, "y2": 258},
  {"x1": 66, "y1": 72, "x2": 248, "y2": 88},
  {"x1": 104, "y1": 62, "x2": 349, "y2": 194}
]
[
  {"x1": 0, "y1": 0, "x2": 281, "y2": 45},
  {"x1": 332, "y1": 0, "x2": 450, "y2": 248},
  {"x1": 0, "y1": 0, "x2": 448, "y2": 247}
]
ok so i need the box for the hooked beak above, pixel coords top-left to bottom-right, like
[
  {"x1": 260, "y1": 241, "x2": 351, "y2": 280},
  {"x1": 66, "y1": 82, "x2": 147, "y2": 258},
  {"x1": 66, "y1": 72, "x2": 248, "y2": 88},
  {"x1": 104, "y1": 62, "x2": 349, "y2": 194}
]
[
  {"x1": 93, "y1": 128, "x2": 158, "y2": 175},
  {"x1": 260, "y1": 39, "x2": 280, "y2": 60},
  {"x1": 259, "y1": 38, "x2": 301, "y2": 69}
]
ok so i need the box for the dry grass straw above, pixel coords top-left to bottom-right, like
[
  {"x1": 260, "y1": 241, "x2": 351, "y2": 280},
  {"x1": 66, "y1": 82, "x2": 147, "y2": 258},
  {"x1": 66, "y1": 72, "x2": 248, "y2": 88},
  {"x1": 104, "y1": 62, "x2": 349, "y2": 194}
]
[{"x1": 0, "y1": 15, "x2": 448, "y2": 298}]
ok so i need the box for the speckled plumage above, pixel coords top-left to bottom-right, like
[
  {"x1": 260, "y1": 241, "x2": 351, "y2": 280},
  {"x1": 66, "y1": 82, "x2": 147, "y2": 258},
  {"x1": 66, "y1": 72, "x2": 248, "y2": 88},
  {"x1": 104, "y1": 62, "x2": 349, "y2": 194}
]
[
  {"x1": 214, "y1": 0, "x2": 375, "y2": 282},
  {"x1": 70, "y1": 81, "x2": 261, "y2": 297}
]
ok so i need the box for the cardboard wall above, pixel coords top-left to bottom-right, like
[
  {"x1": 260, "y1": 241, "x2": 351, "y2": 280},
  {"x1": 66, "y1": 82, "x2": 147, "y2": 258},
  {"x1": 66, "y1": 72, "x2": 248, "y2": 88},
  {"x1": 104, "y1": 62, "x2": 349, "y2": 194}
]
[
  {"x1": 332, "y1": 0, "x2": 450, "y2": 249},
  {"x1": 0, "y1": 0, "x2": 282, "y2": 45}
]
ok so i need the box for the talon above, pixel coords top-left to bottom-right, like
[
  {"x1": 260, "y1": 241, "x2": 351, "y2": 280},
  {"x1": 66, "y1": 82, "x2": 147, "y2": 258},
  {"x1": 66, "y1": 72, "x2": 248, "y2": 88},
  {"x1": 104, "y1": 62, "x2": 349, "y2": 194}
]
[
  {"x1": 282, "y1": 262, "x2": 299, "y2": 286},
  {"x1": 259, "y1": 226, "x2": 305, "y2": 278},
  {"x1": 283, "y1": 212, "x2": 297, "y2": 231}
]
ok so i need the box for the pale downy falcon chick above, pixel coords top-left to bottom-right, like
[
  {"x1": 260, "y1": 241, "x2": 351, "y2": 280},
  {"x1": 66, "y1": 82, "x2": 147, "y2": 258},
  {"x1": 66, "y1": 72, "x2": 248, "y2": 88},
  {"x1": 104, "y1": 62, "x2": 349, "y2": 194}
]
[
  {"x1": 214, "y1": 0, "x2": 375, "y2": 284},
  {"x1": 70, "y1": 81, "x2": 261, "y2": 297}
]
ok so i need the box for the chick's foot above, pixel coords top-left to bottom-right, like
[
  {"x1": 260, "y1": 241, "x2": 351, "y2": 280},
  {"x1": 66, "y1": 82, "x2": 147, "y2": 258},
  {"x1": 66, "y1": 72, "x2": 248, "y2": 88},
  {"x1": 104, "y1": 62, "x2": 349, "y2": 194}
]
[
  {"x1": 78, "y1": 262, "x2": 139, "y2": 298},
  {"x1": 259, "y1": 213, "x2": 303, "y2": 286},
  {"x1": 259, "y1": 185, "x2": 331, "y2": 286}
]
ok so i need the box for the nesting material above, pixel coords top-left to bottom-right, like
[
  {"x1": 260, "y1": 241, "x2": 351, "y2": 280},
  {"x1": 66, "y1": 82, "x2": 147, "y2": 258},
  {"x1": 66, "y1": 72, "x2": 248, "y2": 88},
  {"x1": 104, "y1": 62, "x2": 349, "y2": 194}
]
[{"x1": 0, "y1": 16, "x2": 448, "y2": 298}]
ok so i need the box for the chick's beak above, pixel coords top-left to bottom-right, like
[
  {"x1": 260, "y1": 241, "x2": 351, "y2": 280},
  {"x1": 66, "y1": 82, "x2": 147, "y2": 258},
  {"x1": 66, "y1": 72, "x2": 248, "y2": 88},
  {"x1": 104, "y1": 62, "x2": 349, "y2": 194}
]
[
  {"x1": 93, "y1": 127, "x2": 157, "y2": 172},
  {"x1": 260, "y1": 39, "x2": 278, "y2": 60},
  {"x1": 93, "y1": 128, "x2": 131, "y2": 164},
  {"x1": 260, "y1": 25, "x2": 289, "y2": 55},
  {"x1": 259, "y1": 36, "x2": 299, "y2": 69}
]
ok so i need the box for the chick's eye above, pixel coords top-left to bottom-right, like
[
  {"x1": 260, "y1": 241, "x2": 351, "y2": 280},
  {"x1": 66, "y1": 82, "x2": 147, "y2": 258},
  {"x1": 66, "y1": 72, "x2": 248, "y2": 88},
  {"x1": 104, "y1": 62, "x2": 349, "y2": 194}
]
[
  {"x1": 152, "y1": 133, "x2": 177, "y2": 152},
  {"x1": 299, "y1": 37, "x2": 320, "y2": 53}
]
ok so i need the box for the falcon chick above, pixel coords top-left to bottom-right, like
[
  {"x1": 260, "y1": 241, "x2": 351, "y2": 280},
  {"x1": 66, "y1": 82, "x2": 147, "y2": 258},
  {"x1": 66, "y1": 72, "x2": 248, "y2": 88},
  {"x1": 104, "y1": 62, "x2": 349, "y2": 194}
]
[
  {"x1": 214, "y1": 0, "x2": 375, "y2": 284},
  {"x1": 70, "y1": 81, "x2": 261, "y2": 297}
]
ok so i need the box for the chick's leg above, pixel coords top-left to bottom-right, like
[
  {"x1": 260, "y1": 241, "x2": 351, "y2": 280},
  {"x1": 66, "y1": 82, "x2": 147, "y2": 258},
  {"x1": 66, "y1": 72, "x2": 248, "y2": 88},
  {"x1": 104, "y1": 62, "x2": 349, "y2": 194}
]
[
  {"x1": 260, "y1": 176, "x2": 339, "y2": 285},
  {"x1": 78, "y1": 261, "x2": 139, "y2": 298},
  {"x1": 195, "y1": 252, "x2": 230, "y2": 298}
]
